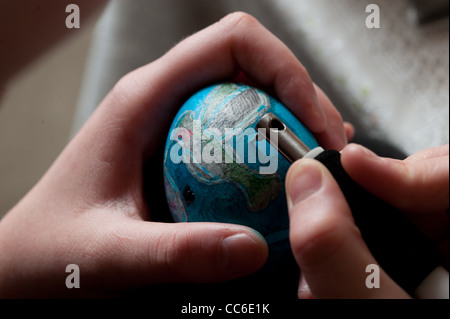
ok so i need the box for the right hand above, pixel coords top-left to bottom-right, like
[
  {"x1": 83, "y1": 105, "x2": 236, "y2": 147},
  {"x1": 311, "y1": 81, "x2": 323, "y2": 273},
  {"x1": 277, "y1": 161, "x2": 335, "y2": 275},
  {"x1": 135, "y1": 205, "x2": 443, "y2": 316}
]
[{"x1": 286, "y1": 143, "x2": 448, "y2": 298}]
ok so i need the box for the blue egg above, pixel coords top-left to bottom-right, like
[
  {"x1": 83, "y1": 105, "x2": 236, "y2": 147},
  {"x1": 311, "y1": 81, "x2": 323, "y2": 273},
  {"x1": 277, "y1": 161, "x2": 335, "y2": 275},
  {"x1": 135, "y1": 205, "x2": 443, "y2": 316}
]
[{"x1": 163, "y1": 82, "x2": 319, "y2": 271}]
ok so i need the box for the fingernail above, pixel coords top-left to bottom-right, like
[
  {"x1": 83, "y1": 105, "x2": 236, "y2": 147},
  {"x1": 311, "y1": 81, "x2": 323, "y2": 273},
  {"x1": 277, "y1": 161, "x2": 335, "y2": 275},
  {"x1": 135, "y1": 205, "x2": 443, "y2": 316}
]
[
  {"x1": 221, "y1": 232, "x2": 266, "y2": 275},
  {"x1": 287, "y1": 163, "x2": 323, "y2": 208}
]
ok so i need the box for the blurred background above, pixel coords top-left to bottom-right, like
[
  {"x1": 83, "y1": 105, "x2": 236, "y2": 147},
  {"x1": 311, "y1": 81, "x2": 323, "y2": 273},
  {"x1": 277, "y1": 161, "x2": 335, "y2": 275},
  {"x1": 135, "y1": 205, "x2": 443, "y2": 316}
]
[{"x1": 1, "y1": 0, "x2": 448, "y2": 218}]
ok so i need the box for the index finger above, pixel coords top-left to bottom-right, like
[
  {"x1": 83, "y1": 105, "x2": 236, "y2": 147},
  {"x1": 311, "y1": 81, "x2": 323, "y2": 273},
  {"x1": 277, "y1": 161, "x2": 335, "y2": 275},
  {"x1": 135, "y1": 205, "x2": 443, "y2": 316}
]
[
  {"x1": 341, "y1": 144, "x2": 449, "y2": 213},
  {"x1": 103, "y1": 12, "x2": 346, "y2": 154}
]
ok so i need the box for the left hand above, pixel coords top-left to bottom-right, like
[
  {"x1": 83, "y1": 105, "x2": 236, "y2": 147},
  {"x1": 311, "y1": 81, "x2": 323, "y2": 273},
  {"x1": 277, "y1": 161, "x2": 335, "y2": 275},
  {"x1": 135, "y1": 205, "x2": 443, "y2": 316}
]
[{"x1": 0, "y1": 12, "x2": 348, "y2": 298}]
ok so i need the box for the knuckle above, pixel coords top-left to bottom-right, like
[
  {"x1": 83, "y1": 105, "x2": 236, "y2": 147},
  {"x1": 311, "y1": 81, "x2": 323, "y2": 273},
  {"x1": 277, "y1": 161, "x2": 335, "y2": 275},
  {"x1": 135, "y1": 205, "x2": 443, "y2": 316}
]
[
  {"x1": 290, "y1": 215, "x2": 359, "y2": 271},
  {"x1": 219, "y1": 11, "x2": 259, "y2": 31},
  {"x1": 279, "y1": 70, "x2": 308, "y2": 93},
  {"x1": 152, "y1": 228, "x2": 192, "y2": 278},
  {"x1": 109, "y1": 71, "x2": 138, "y2": 105}
]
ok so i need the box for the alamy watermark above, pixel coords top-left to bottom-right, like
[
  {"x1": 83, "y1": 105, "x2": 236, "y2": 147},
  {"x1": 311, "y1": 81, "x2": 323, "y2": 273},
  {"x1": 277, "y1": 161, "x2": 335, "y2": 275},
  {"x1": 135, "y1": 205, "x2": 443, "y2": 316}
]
[
  {"x1": 365, "y1": 264, "x2": 380, "y2": 289},
  {"x1": 65, "y1": 4, "x2": 80, "y2": 29},
  {"x1": 65, "y1": 264, "x2": 80, "y2": 289},
  {"x1": 366, "y1": 4, "x2": 381, "y2": 29},
  {"x1": 168, "y1": 120, "x2": 279, "y2": 174}
]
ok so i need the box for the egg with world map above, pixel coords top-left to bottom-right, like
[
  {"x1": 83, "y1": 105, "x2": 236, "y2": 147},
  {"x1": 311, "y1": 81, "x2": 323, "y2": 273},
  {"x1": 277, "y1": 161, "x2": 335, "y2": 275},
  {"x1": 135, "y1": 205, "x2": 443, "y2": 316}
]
[{"x1": 163, "y1": 82, "x2": 319, "y2": 271}]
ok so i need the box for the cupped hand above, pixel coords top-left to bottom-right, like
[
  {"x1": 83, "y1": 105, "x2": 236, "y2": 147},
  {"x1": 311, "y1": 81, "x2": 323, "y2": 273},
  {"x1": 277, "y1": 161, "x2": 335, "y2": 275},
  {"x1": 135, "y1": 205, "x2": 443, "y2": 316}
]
[{"x1": 0, "y1": 12, "x2": 347, "y2": 297}]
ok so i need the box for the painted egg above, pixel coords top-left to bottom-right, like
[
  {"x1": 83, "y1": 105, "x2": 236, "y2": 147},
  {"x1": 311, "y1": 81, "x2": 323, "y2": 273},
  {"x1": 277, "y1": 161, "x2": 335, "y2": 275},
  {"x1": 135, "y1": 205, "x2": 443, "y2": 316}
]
[{"x1": 163, "y1": 82, "x2": 319, "y2": 271}]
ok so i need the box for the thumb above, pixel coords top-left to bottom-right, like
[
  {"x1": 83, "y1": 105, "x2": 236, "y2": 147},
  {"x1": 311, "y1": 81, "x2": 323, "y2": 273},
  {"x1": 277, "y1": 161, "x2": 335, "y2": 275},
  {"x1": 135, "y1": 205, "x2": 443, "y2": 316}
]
[
  {"x1": 81, "y1": 220, "x2": 268, "y2": 294},
  {"x1": 285, "y1": 159, "x2": 410, "y2": 298}
]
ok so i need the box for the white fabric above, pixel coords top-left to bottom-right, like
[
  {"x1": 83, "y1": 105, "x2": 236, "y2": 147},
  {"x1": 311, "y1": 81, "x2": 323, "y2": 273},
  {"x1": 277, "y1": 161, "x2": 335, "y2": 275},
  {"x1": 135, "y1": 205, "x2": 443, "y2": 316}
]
[{"x1": 71, "y1": 0, "x2": 449, "y2": 155}]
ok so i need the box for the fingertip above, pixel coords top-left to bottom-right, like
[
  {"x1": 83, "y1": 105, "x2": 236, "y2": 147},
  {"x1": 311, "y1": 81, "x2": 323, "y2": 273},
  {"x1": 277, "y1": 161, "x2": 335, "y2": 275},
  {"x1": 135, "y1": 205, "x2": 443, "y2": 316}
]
[
  {"x1": 341, "y1": 143, "x2": 404, "y2": 194},
  {"x1": 286, "y1": 159, "x2": 325, "y2": 210},
  {"x1": 342, "y1": 143, "x2": 373, "y2": 155},
  {"x1": 344, "y1": 122, "x2": 355, "y2": 142},
  {"x1": 341, "y1": 143, "x2": 385, "y2": 167},
  {"x1": 342, "y1": 144, "x2": 449, "y2": 214},
  {"x1": 220, "y1": 229, "x2": 269, "y2": 276},
  {"x1": 312, "y1": 83, "x2": 347, "y2": 149},
  {"x1": 147, "y1": 223, "x2": 269, "y2": 283},
  {"x1": 286, "y1": 158, "x2": 355, "y2": 263}
]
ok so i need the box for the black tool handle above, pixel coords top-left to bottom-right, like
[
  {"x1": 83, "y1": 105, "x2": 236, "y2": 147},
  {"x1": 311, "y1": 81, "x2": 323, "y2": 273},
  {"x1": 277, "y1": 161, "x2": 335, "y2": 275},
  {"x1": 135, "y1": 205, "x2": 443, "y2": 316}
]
[{"x1": 314, "y1": 149, "x2": 444, "y2": 296}]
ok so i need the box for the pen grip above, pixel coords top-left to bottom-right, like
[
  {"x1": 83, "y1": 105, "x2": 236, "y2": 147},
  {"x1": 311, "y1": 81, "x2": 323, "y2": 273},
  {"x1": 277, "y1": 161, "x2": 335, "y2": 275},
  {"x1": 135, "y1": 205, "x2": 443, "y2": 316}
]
[{"x1": 313, "y1": 149, "x2": 444, "y2": 296}]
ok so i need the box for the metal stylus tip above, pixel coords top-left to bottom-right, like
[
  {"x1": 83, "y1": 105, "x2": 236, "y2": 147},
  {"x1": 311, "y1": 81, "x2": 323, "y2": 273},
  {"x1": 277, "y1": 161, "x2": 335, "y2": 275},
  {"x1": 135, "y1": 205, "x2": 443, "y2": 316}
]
[{"x1": 256, "y1": 113, "x2": 311, "y2": 163}]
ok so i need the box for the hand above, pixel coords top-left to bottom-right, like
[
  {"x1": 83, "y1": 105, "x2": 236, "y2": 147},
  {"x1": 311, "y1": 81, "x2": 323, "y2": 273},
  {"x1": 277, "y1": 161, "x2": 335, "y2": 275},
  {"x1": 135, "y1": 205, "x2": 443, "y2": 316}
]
[
  {"x1": 0, "y1": 12, "x2": 348, "y2": 297},
  {"x1": 286, "y1": 143, "x2": 449, "y2": 298}
]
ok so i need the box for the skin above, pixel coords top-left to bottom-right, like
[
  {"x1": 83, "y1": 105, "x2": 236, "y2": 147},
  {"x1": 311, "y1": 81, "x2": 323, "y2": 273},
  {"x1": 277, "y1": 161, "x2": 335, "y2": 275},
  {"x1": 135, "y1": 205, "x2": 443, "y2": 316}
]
[
  {"x1": 286, "y1": 144, "x2": 449, "y2": 298},
  {"x1": 2, "y1": 5, "x2": 445, "y2": 299},
  {"x1": 0, "y1": 12, "x2": 347, "y2": 298}
]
